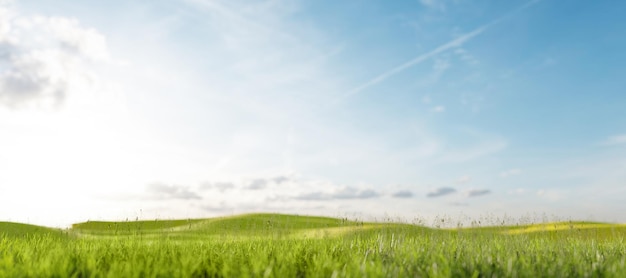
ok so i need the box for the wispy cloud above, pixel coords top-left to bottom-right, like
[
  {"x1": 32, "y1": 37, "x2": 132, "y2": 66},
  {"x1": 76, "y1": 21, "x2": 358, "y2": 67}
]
[
  {"x1": 391, "y1": 190, "x2": 414, "y2": 198},
  {"x1": 454, "y1": 48, "x2": 479, "y2": 65},
  {"x1": 601, "y1": 134, "x2": 626, "y2": 146},
  {"x1": 427, "y1": 187, "x2": 456, "y2": 197},
  {"x1": 465, "y1": 189, "x2": 491, "y2": 197},
  {"x1": 245, "y1": 179, "x2": 268, "y2": 190},
  {"x1": 272, "y1": 176, "x2": 290, "y2": 184},
  {"x1": 294, "y1": 187, "x2": 381, "y2": 201},
  {"x1": 181, "y1": 0, "x2": 336, "y2": 95},
  {"x1": 539, "y1": 57, "x2": 557, "y2": 68},
  {"x1": 146, "y1": 182, "x2": 202, "y2": 200},
  {"x1": 429, "y1": 58, "x2": 451, "y2": 83},
  {"x1": 431, "y1": 105, "x2": 446, "y2": 113},
  {"x1": 419, "y1": 0, "x2": 447, "y2": 11},
  {"x1": 333, "y1": 0, "x2": 541, "y2": 104},
  {"x1": 243, "y1": 175, "x2": 294, "y2": 190},
  {"x1": 334, "y1": 27, "x2": 486, "y2": 104}
]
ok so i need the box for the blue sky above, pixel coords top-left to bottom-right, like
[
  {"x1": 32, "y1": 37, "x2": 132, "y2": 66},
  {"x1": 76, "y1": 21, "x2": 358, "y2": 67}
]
[{"x1": 1, "y1": 0, "x2": 625, "y2": 227}]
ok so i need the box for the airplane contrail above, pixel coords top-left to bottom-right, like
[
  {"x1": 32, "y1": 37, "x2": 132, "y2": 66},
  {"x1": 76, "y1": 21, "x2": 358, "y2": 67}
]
[{"x1": 331, "y1": 0, "x2": 542, "y2": 105}]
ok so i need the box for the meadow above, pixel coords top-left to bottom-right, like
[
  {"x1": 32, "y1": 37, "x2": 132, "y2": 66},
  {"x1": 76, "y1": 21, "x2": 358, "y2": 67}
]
[{"x1": 1, "y1": 213, "x2": 625, "y2": 277}]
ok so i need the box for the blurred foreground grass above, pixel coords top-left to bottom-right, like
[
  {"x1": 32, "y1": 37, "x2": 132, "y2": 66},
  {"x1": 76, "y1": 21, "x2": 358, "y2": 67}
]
[{"x1": 1, "y1": 213, "x2": 625, "y2": 277}]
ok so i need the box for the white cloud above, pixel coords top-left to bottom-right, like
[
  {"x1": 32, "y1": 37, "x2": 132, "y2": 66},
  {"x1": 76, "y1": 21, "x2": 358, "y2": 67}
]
[
  {"x1": 431, "y1": 105, "x2": 446, "y2": 113},
  {"x1": 419, "y1": 0, "x2": 446, "y2": 11},
  {"x1": 294, "y1": 186, "x2": 381, "y2": 201},
  {"x1": 245, "y1": 179, "x2": 268, "y2": 190},
  {"x1": 454, "y1": 48, "x2": 479, "y2": 65},
  {"x1": 460, "y1": 91, "x2": 486, "y2": 113},
  {"x1": 601, "y1": 134, "x2": 626, "y2": 146},
  {"x1": 146, "y1": 182, "x2": 202, "y2": 200},
  {"x1": 0, "y1": 4, "x2": 13, "y2": 42},
  {"x1": 500, "y1": 168, "x2": 522, "y2": 178},
  {"x1": 539, "y1": 57, "x2": 557, "y2": 68},
  {"x1": 431, "y1": 58, "x2": 450, "y2": 82},
  {"x1": 0, "y1": 5, "x2": 112, "y2": 109},
  {"x1": 391, "y1": 190, "x2": 413, "y2": 198},
  {"x1": 465, "y1": 189, "x2": 491, "y2": 197},
  {"x1": 427, "y1": 187, "x2": 456, "y2": 197}
]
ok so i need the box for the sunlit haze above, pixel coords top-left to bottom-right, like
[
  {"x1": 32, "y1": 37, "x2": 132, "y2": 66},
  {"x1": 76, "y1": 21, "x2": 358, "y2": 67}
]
[{"x1": 1, "y1": 0, "x2": 625, "y2": 227}]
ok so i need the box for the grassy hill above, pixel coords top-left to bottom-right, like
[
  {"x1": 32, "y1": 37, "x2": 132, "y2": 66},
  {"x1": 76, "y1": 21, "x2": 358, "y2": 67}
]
[
  {"x1": 73, "y1": 213, "x2": 357, "y2": 230},
  {"x1": 72, "y1": 218, "x2": 207, "y2": 234},
  {"x1": 71, "y1": 213, "x2": 373, "y2": 238},
  {"x1": 6, "y1": 214, "x2": 626, "y2": 240},
  {"x1": 0, "y1": 222, "x2": 65, "y2": 238}
]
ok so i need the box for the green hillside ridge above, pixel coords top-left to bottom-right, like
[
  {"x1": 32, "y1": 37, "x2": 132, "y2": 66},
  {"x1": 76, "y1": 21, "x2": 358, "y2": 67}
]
[
  {"x1": 0, "y1": 222, "x2": 65, "y2": 238},
  {"x1": 71, "y1": 213, "x2": 372, "y2": 238},
  {"x1": 73, "y1": 213, "x2": 360, "y2": 230},
  {"x1": 65, "y1": 213, "x2": 626, "y2": 242},
  {"x1": 4, "y1": 214, "x2": 626, "y2": 240},
  {"x1": 72, "y1": 218, "x2": 206, "y2": 232}
]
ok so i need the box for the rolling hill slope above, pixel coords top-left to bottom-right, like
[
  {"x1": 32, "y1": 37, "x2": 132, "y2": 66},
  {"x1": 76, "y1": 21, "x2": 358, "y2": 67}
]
[
  {"x1": 0, "y1": 222, "x2": 65, "y2": 238},
  {"x1": 4, "y1": 214, "x2": 625, "y2": 240}
]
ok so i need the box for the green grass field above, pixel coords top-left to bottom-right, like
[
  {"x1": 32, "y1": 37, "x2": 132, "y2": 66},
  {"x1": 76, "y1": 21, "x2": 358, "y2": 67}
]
[{"x1": 2, "y1": 213, "x2": 625, "y2": 277}]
